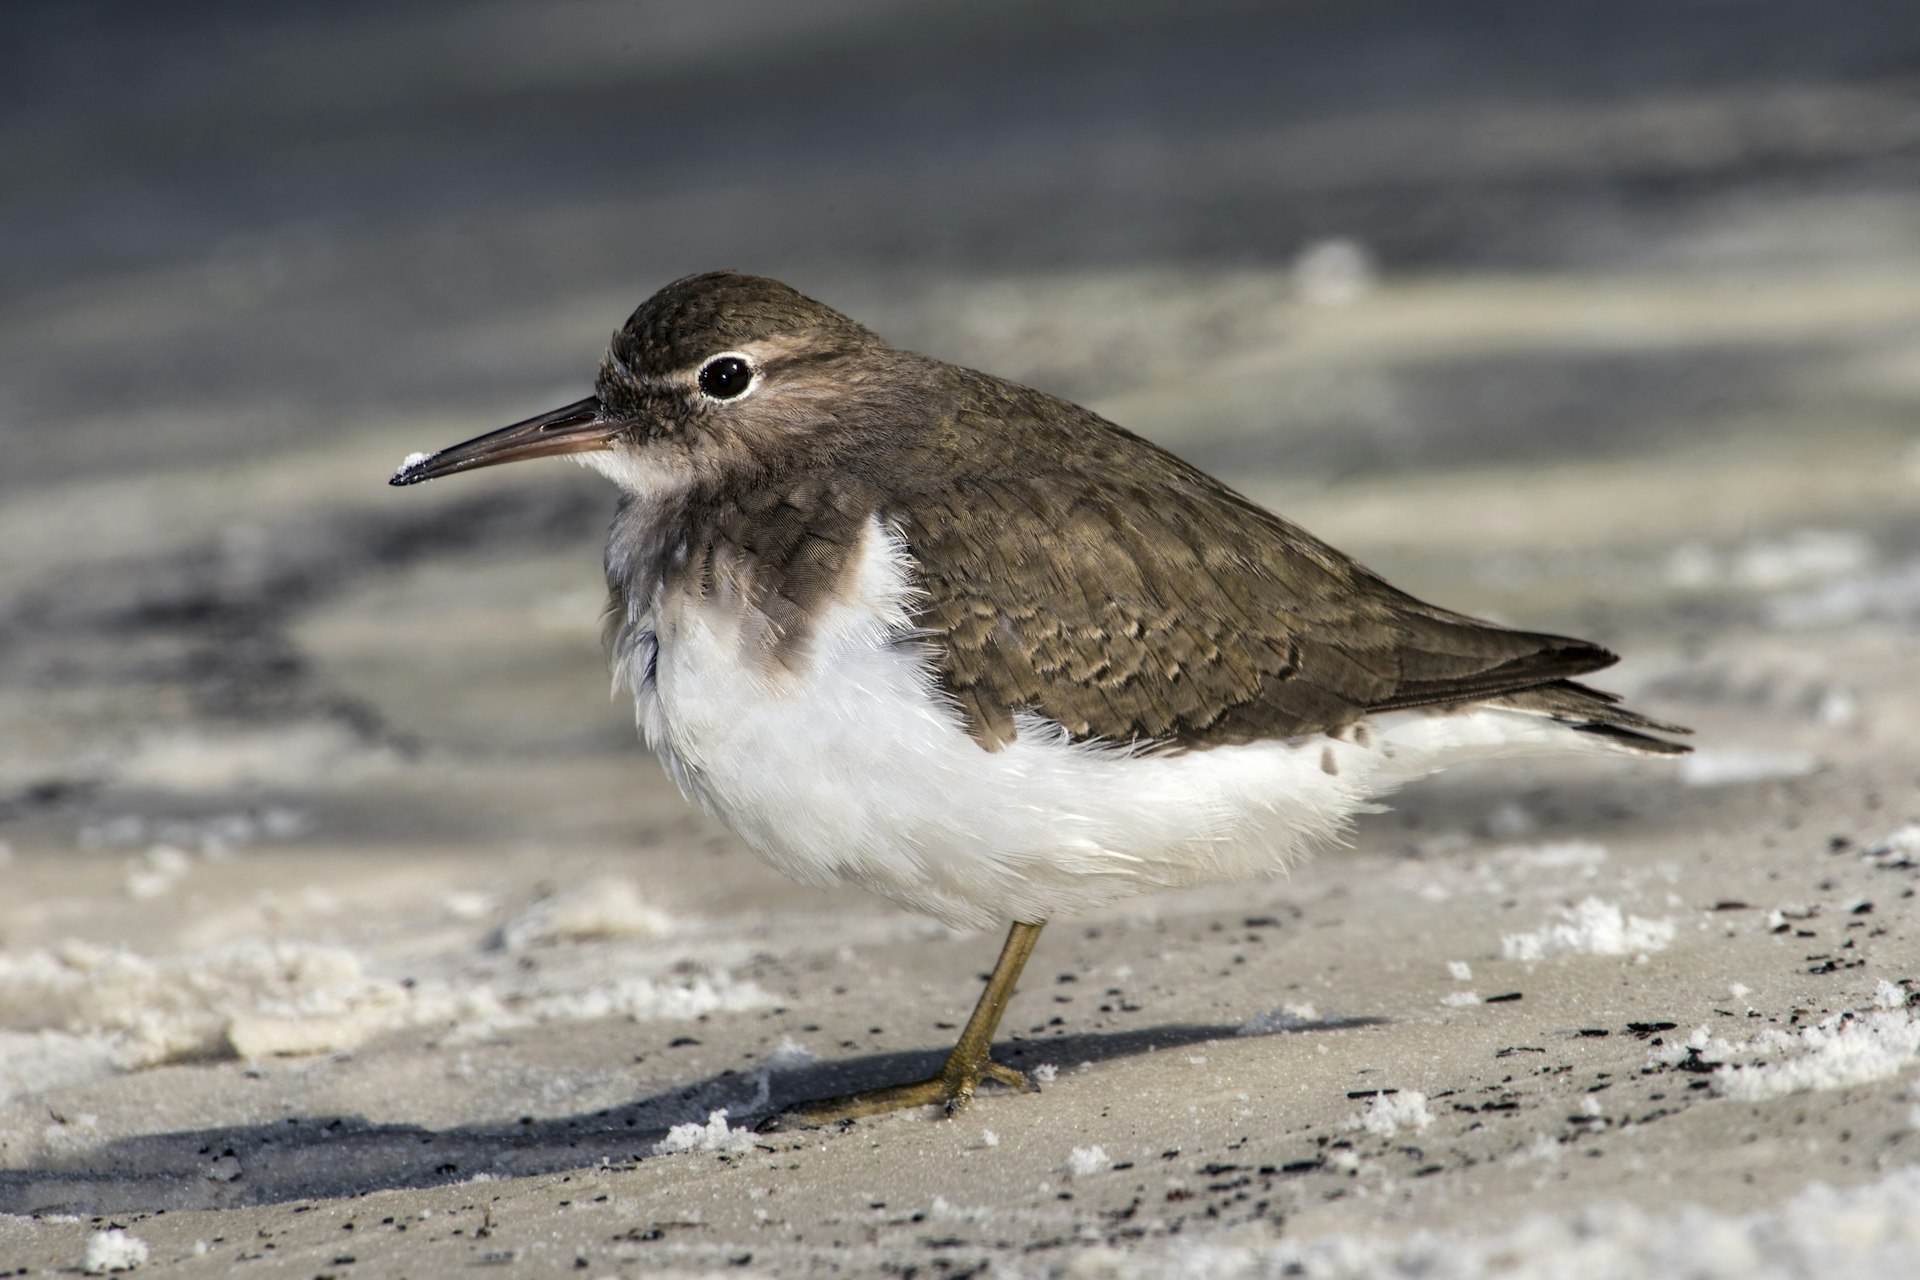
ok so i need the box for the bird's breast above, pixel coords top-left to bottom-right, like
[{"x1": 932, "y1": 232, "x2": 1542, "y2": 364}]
[{"x1": 608, "y1": 513, "x2": 932, "y2": 816}]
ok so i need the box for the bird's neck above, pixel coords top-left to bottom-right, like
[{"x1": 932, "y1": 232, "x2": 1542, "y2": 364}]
[{"x1": 601, "y1": 459, "x2": 888, "y2": 668}]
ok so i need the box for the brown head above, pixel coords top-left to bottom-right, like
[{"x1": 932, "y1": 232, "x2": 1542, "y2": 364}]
[{"x1": 389, "y1": 271, "x2": 895, "y2": 494}]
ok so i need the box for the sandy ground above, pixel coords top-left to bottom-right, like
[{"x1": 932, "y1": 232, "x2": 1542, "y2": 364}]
[{"x1": 4, "y1": 3, "x2": 1920, "y2": 1275}]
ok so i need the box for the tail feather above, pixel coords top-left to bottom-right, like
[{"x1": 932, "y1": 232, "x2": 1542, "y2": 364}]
[{"x1": 1484, "y1": 680, "x2": 1692, "y2": 756}]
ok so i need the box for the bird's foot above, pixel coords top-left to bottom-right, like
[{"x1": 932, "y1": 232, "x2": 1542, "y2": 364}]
[
  {"x1": 757, "y1": 921, "x2": 1048, "y2": 1132},
  {"x1": 759, "y1": 1056, "x2": 1035, "y2": 1130}
]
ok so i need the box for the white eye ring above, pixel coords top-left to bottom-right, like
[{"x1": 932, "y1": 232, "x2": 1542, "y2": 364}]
[{"x1": 696, "y1": 351, "x2": 759, "y2": 402}]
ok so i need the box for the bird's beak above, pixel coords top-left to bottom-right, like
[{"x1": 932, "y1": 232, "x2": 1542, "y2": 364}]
[{"x1": 388, "y1": 396, "x2": 617, "y2": 486}]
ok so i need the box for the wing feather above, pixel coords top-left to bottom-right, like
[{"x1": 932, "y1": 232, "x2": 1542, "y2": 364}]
[{"x1": 890, "y1": 385, "x2": 1682, "y2": 753}]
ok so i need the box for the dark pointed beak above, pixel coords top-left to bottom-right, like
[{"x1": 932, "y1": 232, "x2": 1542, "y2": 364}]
[{"x1": 388, "y1": 396, "x2": 616, "y2": 486}]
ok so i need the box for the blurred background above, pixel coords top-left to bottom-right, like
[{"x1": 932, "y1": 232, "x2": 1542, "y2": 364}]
[
  {"x1": 5, "y1": 0, "x2": 1916, "y2": 808},
  {"x1": 2, "y1": 0, "x2": 1918, "y2": 1227}
]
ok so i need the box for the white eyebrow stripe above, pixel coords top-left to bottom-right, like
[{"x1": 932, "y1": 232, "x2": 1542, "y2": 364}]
[
  {"x1": 605, "y1": 335, "x2": 805, "y2": 391},
  {"x1": 603, "y1": 344, "x2": 673, "y2": 393}
]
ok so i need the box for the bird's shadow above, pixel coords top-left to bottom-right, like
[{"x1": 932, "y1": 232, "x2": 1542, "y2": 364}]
[{"x1": 0, "y1": 1016, "x2": 1381, "y2": 1216}]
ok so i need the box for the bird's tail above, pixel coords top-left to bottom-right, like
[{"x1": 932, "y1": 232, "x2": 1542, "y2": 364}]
[{"x1": 1483, "y1": 680, "x2": 1692, "y2": 757}]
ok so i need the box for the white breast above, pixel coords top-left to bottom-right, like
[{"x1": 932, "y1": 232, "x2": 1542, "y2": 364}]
[{"x1": 612, "y1": 518, "x2": 1625, "y2": 930}]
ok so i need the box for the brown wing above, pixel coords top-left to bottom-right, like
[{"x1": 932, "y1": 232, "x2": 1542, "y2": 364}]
[{"x1": 891, "y1": 389, "x2": 1656, "y2": 752}]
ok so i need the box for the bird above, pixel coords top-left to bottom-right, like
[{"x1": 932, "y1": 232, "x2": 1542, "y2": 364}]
[{"x1": 390, "y1": 270, "x2": 1689, "y2": 1126}]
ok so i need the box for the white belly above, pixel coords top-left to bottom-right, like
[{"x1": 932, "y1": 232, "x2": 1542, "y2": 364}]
[{"x1": 614, "y1": 519, "x2": 1616, "y2": 929}]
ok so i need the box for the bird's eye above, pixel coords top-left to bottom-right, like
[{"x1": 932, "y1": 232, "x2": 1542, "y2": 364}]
[{"x1": 697, "y1": 354, "x2": 755, "y2": 401}]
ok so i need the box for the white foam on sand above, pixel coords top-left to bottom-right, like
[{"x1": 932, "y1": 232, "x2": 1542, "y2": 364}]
[
  {"x1": 1862, "y1": 824, "x2": 1920, "y2": 869},
  {"x1": 0, "y1": 937, "x2": 774, "y2": 1091},
  {"x1": 0, "y1": 940, "x2": 446, "y2": 1071},
  {"x1": 1346, "y1": 1091, "x2": 1432, "y2": 1137},
  {"x1": 82, "y1": 1229, "x2": 149, "y2": 1274},
  {"x1": 1652, "y1": 983, "x2": 1920, "y2": 1103},
  {"x1": 652, "y1": 1109, "x2": 756, "y2": 1156},
  {"x1": 1059, "y1": 1163, "x2": 1920, "y2": 1280},
  {"x1": 1292, "y1": 237, "x2": 1377, "y2": 306},
  {"x1": 0, "y1": 1029, "x2": 122, "y2": 1100},
  {"x1": 763, "y1": 1035, "x2": 815, "y2": 1071},
  {"x1": 500, "y1": 877, "x2": 674, "y2": 950},
  {"x1": 1065, "y1": 1145, "x2": 1112, "y2": 1177},
  {"x1": 505, "y1": 971, "x2": 773, "y2": 1030},
  {"x1": 123, "y1": 843, "x2": 194, "y2": 900},
  {"x1": 1236, "y1": 1002, "x2": 1332, "y2": 1035},
  {"x1": 1501, "y1": 897, "x2": 1675, "y2": 961},
  {"x1": 1408, "y1": 841, "x2": 1609, "y2": 903}
]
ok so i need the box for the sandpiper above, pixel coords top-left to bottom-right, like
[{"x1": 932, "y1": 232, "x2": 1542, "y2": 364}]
[{"x1": 391, "y1": 271, "x2": 1688, "y2": 1124}]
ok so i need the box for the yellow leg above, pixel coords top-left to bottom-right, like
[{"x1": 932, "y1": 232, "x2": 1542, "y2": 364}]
[{"x1": 767, "y1": 921, "x2": 1045, "y2": 1127}]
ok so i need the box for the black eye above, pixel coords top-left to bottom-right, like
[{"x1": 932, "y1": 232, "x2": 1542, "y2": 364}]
[{"x1": 697, "y1": 355, "x2": 754, "y2": 400}]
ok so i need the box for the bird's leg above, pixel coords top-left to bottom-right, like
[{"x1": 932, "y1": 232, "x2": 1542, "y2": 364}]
[{"x1": 766, "y1": 920, "x2": 1045, "y2": 1128}]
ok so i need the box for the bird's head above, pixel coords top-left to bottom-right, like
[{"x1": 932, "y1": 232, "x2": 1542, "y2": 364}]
[{"x1": 389, "y1": 271, "x2": 888, "y2": 495}]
